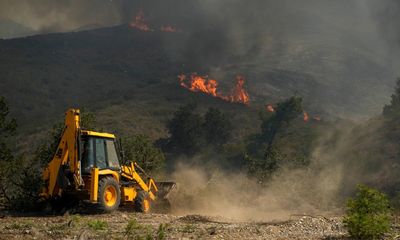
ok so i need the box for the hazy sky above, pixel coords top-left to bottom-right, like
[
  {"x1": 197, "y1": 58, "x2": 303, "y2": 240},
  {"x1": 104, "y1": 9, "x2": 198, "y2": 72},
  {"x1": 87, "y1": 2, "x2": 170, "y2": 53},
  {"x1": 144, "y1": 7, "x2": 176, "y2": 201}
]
[
  {"x1": 0, "y1": 0, "x2": 398, "y2": 50},
  {"x1": 0, "y1": 0, "x2": 399, "y2": 118}
]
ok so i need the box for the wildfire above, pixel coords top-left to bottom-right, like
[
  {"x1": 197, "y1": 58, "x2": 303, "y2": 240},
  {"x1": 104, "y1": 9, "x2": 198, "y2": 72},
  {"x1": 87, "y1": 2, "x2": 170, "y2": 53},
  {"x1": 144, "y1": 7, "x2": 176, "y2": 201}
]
[
  {"x1": 303, "y1": 111, "x2": 309, "y2": 122},
  {"x1": 129, "y1": 9, "x2": 151, "y2": 31},
  {"x1": 178, "y1": 73, "x2": 250, "y2": 105},
  {"x1": 264, "y1": 103, "x2": 321, "y2": 123},
  {"x1": 266, "y1": 104, "x2": 275, "y2": 112},
  {"x1": 161, "y1": 25, "x2": 177, "y2": 32},
  {"x1": 228, "y1": 76, "x2": 249, "y2": 104}
]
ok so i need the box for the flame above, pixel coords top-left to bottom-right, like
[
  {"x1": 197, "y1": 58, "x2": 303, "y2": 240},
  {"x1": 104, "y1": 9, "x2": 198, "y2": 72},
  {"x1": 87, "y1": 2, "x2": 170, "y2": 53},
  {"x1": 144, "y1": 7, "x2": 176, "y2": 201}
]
[
  {"x1": 313, "y1": 116, "x2": 321, "y2": 121},
  {"x1": 266, "y1": 104, "x2": 275, "y2": 112},
  {"x1": 129, "y1": 9, "x2": 151, "y2": 31},
  {"x1": 161, "y1": 25, "x2": 177, "y2": 32},
  {"x1": 303, "y1": 111, "x2": 309, "y2": 122},
  {"x1": 178, "y1": 74, "x2": 187, "y2": 87},
  {"x1": 178, "y1": 73, "x2": 250, "y2": 105},
  {"x1": 230, "y1": 76, "x2": 250, "y2": 104}
]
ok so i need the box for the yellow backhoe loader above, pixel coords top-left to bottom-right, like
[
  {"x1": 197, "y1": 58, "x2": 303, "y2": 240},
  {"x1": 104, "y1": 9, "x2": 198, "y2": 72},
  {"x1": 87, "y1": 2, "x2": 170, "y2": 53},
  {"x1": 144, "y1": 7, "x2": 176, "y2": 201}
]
[{"x1": 41, "y1": 109, "x2": 175, "y2": 213}]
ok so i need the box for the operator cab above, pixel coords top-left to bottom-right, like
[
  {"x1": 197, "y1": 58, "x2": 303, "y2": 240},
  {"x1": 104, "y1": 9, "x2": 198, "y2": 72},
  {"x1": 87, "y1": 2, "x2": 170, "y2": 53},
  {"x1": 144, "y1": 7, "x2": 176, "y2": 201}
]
[{"x1": 80, "y1": 131, "x2": 120, "y2": 174}]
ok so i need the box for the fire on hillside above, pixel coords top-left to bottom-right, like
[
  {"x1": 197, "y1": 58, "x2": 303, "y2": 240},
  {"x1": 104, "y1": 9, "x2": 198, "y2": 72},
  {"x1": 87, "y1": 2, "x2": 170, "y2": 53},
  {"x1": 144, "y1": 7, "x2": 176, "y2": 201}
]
[
  {"x1": 130, "y1": 9, "x2": 178, "y2": 33},
  {"x1": 161, "y1": 25, "x2": 177, "y2": 32},
  {"x1": 129, "y1": 9, "x2": 151, "y2": 31},
  {"x1": 178, "y1": 73, "x2": 250, "y2": 105}
]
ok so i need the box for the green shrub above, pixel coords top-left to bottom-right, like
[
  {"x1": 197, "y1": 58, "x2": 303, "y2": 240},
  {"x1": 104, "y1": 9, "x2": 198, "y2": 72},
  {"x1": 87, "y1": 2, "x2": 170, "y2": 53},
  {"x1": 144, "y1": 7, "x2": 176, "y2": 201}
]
[
  {"x1": 343, "y1": 184, "x2": 391, "y2": 239},
  {"x1": 157, "y1": 223, "x2": 167, "y2": 240},
  {"x1": 124, "y1": 218, "x2": 143, "y2": 236},
  {"x1": 87, "y1": 220, "x2": 108, "y2": 230}
]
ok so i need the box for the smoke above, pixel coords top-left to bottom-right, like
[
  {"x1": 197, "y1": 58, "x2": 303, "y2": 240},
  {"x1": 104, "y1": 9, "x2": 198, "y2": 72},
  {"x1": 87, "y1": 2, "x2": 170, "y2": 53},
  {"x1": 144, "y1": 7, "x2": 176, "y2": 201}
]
[
  {"x1": 367, "y1": 0, "x2": 400, "y2": 71},
  {"x1": 0, "y1": 0, "x2": 132, "y2": 33},
  {"x1": 167, "y1": 119, "x2": 393, "y2": 221}
]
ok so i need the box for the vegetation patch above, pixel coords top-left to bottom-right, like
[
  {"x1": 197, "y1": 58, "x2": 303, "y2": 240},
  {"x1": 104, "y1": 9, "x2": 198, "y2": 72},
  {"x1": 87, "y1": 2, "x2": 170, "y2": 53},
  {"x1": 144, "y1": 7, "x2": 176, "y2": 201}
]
[
  {"x1": 87, "y1": 220, "x2": 108, "y2": 231},
  {"x1": 344, "y1": 184, "x2": 391, "y2": 240}
]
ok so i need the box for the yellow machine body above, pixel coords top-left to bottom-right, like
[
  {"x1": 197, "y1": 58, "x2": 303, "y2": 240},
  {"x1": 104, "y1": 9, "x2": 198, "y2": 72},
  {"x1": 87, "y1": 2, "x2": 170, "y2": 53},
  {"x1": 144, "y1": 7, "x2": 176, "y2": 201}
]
[{"x1": 41, "y1": 109, "x2": 172, "y2": 212}]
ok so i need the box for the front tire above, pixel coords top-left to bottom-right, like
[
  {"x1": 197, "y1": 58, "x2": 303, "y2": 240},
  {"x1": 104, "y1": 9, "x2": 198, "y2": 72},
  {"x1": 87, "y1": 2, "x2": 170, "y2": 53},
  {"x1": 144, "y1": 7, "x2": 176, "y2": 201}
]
[{"x1": 98, "y1": 177, "x2": 121, "y2": 212}]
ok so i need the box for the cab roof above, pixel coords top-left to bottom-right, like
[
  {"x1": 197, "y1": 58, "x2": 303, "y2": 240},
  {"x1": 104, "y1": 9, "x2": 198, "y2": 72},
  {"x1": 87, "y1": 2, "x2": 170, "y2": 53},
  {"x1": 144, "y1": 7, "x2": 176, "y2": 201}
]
[{"x1": 81, "y1": 130, "x2": 116, "y2": 139}]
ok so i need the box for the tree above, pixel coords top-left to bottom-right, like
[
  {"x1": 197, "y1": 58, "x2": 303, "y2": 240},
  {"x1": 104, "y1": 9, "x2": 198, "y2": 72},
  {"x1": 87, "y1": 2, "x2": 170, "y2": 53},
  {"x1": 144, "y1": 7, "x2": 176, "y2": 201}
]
[
  {"x1": 246, "y1": 96, "x2": 303, "y2": 182},
  {"x1": 166, "y1": 103, "x2": 204, "y2": 154},
  {"x1": 245, "y1": 146, "x2": 284, "y2": 182},
  {"x1": 121, "y1": 135, "x2": 165, "y2": 175},
  {"x1": 383, "y1": 78, "x2": 400, "y2": 117},
  {"x1": 261, "y1": 96, "x2": 303, "y2": 146},
  {"x1": 0, "y1": 97, "x2": 17, "y2": 207},
  {"x1": 344, "y1": 185, "x2": 391, "y2": 240},
  {"x1": 0, "y1": 96, "x2": 17, "y2": 162},
  {"x1": 203, "y1": 108, "x2": 232, "y2": 146}
]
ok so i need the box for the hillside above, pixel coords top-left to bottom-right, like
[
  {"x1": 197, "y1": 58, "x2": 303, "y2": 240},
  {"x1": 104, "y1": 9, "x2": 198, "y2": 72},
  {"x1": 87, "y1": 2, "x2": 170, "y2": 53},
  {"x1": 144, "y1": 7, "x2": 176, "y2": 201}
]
[
  {"x1": 0, "y1": 17, "x2": 396, "y2": 150},
  {"x1": 0, "y1": 19, "x2": 35, "y2": 39}
]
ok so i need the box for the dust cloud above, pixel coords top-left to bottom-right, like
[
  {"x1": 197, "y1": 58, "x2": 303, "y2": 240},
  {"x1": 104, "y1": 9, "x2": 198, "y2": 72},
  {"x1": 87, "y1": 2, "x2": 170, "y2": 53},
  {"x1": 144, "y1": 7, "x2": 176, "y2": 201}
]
[{"x1": 167, "y1": 121, "x2": 387, "y2": 221}]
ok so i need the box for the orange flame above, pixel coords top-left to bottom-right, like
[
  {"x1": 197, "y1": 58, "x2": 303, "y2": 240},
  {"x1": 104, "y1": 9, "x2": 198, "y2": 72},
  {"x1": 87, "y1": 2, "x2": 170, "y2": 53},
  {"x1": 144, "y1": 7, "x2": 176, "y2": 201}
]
[
  {"x1": 229, "y1": 75, "x2": 250, "y2": 104},
  {"x1": 161, "y1": 25, "x2": 177, "y2": 32},
  {"x1": 178, "y1": 73, "x2": 250, "y2": 105},
  {"x1": 266, "y1": 104, "x2": 275, "y2": 112},
  {"x1": 129, "y1": 9, "x2": 151, "y2": 31},
  {"x1": 303, "y1": 111, "x2": 309, "y2": 122}
]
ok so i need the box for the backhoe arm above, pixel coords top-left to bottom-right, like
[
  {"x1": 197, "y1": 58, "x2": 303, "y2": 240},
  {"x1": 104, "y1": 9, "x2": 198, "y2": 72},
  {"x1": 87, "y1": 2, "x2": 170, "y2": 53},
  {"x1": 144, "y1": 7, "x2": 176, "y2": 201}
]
[{"x1": 41, "y1": 109, "x2": 83, "y2": 198}]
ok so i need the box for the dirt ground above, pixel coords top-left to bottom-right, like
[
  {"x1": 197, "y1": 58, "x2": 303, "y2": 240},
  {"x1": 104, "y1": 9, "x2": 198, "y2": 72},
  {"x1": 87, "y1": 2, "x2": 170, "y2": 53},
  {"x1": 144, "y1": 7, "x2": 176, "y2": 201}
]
[
  {"x1": 0, "y1": 211, "x2": 344, "y2": 240},
  {"x1": 1, "y1": 211, "x2": 399, "y2": 240}
]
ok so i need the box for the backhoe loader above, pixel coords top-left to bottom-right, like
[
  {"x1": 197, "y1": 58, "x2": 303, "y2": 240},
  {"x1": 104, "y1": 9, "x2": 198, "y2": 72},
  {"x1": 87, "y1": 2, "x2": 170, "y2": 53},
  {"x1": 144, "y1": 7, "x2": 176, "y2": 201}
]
[{"x1": 41, "y1": 109, "x2": 175, "y2": 212}]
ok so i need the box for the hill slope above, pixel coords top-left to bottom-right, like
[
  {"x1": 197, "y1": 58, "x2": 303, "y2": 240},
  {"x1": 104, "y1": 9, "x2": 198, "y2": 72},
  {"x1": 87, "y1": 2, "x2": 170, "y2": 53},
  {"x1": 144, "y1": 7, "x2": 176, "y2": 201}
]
[{"x1": 0, "y1": 19, "x2": 396, "y2": 145}]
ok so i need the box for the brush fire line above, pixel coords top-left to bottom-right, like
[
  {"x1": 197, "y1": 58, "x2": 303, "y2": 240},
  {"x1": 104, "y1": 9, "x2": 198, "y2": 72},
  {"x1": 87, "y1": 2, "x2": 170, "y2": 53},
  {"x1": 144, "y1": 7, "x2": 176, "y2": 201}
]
[
  {"x1": 130, "y1": 9, "x2": 178, "y2": 33},
  {"x1": 178, "y1": 73, "x2": 250, "y2": 104}
]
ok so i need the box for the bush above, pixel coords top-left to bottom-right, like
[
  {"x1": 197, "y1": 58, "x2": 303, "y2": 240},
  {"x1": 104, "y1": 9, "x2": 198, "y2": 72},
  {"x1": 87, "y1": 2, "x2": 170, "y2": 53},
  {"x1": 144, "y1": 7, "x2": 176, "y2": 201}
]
[
  {"x1": 343, "y1": 184, "x2": 391, "y2": 240},
  {"x1": 124, "y1": 218, "x2": 143, "y2": 236},
  {"x1": 87, "y1": 220, "x2": 108, "y2": 230}
]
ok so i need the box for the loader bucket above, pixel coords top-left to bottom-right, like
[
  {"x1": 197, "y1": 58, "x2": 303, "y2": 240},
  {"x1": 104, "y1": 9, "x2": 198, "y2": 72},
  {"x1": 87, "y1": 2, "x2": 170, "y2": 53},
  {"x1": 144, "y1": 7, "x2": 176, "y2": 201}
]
[
  {"x1": 155, "y1": 181, "x2": 176, "y2": 199},
  {"x1": 152, "y1": 181, "x2": 176, "y2": 213}
]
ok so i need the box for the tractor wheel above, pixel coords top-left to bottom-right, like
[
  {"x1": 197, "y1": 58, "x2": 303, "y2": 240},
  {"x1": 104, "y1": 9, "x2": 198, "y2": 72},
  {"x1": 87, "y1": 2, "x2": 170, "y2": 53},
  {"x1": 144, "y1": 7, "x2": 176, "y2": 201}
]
[
  {"x1": 98, "y1": 177, "x2": 121, "y2": 212},
  {"x1": 134, "y1": 191, "x2": 151, "y2": 213}
]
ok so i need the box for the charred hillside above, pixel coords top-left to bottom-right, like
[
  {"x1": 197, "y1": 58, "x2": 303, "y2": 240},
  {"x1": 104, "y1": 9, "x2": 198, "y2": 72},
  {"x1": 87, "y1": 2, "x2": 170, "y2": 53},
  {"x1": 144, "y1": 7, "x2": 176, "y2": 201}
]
[{"x1": 0, "y1": 4, "x2": 397, "y2": 136}]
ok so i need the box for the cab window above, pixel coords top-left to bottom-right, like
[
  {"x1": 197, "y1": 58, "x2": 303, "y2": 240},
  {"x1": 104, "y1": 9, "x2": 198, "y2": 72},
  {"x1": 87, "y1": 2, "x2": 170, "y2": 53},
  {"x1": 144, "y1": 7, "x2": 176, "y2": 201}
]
[
  {"x1": 81, "y1": 137, "x2": 94, "y2": 173},
  {"x1": 106, "y1": 140, "x2": 120, "y2": 169},
  {"x1": 95, "y1": 138, "x2": 107, "y2": 169},
  {"x1": 81, "y1": 136, "x2": 120, "y2": 172}
]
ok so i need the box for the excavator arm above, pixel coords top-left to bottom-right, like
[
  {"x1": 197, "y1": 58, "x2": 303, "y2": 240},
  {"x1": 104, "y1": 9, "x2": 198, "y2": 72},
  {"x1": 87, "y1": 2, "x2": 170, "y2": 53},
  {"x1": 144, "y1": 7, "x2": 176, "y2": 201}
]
[{"x1": 41, "y1": 109, "x2": 84, "y2": 198}]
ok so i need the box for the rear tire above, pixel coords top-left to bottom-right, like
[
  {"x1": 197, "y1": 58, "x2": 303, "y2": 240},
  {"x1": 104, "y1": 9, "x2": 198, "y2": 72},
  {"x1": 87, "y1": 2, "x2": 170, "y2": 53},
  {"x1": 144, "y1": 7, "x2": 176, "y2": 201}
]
[
  {"x1": 98, "y1": 177, "x2": 121, "y2": 212},
  {"x1": 134, "y1": 191, "x2": 151, "y2": 213}
]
